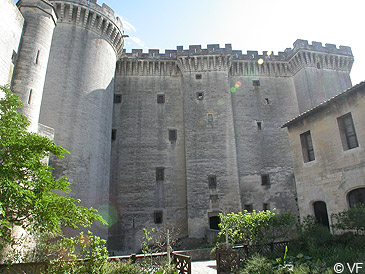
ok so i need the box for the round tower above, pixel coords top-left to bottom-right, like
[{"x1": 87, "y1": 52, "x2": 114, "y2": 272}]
[
  {"x1": 39, "y1": 0, "x2": 124, "y2": 239},
  {"x1": 12, "y1": 0, "x2": 57, "y2": 133}
]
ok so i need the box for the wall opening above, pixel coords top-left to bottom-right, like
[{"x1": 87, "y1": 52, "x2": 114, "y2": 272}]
[
  {"x1": 313, "y1": 201, "x2": 329, "y2": 229},
  {"x1": 209, "y1": 216, "x2": 220, "y2": 230}
]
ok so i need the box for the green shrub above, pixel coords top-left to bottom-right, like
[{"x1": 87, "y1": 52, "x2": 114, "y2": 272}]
[
  {"x1": 240, "y1": 254, "x2": 275, "y2": 274},
  {"x1": 332, "y1": 204, "x2": 365, "y2": 234},
  {"x1": 101, "y1": 260, "x2": 145, "y2": 274}
]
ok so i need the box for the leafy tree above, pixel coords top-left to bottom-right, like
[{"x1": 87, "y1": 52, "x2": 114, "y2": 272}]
[{"x1": 0, "y1": 85, "x2": 106, "y2": 257}]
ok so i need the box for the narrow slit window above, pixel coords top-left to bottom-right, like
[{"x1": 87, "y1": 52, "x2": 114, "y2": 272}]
[
  {"x1": 265, "y1": 98, "x2": 270, "y2": 105},
  {"x1": 11, "y1": 50, "x2": 17, "y2": 65},
  {"x1": 111, "y1": 129, "x2": 117, "y2": 140},
  {"x1": 207, "y1": 113, "x2": 213, "y2": 122},
  {"x1": 28, "y1": 89, "x2": 33, "y2": 104},
  {"x1": 197, "y1": 92, "x2": 204, "y2": 100},
  {"x1": 35, "y1": 50, "x2": 40, "y2": 65}
]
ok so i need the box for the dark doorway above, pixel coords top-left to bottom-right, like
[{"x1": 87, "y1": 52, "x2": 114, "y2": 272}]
[
  {"x1": 209, "y1": 216, "x2": 220, "y2": 230},
  {"x1": 313, "y1": 201, "x2": 330, "y2": 229}
]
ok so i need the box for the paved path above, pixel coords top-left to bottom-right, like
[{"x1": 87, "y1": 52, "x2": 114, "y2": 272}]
[{"x1": 191, "y1": 260, "x2": 217, "y2": 274}]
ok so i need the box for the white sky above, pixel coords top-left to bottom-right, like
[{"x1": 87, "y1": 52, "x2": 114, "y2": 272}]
[{"x1": 102, "y1": 0, "x2": 364, "y2": 85}]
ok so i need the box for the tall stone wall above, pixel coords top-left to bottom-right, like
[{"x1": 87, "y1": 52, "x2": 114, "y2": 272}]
[
  {"x1": 0, "y1": 0, "x2": 24, "y2": 86},
  {"x1": 39, "y1": 0, "x2": 123, "y2": 240},
  {"x1": 109, "y1": 58, "x2": 186, "y2": 253},
  {"x1": 231, "y1": 75, "x2": 299, "y2": 213}
]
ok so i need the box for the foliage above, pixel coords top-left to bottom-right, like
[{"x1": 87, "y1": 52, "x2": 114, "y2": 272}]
[
  {"x1": 240, "y1": 254, "x2": 275, "y2": 274},
  {"x1": 218, "y1": 210, "x2": 276, "y2": 244},
  {"x1": 101, "y1": 260, "x2": 145, "y2": 274},
  {"x1": 46, "y1": 231, "x2": 108, "y2": 274},
  {"x1": 331, "y1": 204, "x2": 365, "y2": 234},
  {"x1": 0, "y1": 85, "x2": 106, "y2": 259},
  {"x1": 218, "y1": 210, "x2": 296, "y2": 246}
]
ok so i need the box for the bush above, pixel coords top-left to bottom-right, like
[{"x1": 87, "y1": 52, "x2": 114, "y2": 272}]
[
  {"x1": 240, "y1": 254, "x2": 275, "y2": 274},
  {"x1": 332, "y1": 204, "x2": 365, "y2": 234},
  {"x1": 101, "y1": 260, "x2": 145, "y2": 274}
]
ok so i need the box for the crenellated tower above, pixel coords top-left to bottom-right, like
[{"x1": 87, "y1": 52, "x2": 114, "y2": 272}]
[
  {"x1": 288, "y1": 39, "x2": 353, "y2": 113},
  {"x1": 39, "y1": 0, "x2": 124, "y2": 240},
  {"x1": 11, "y1": 0, "x2": 57, "y2": 133}
]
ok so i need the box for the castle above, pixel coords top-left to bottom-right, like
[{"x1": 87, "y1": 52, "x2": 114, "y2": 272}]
[{"x1": 0, "y1": 0, "x2": 355, "y2": 254}]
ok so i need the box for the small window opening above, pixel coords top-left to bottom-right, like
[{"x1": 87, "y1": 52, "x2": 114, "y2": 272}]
[
  {"x1": 35, "y1": 50, "x2": 40, "y2": 64},
  {"x1": 114, "y1": 94, "x2": 122, "y2": 103},
  {"x1": 207, "y1": 113, "x2": 213, "y2": 122},
  {"x1": 317, "y1": 62, "x2": 321, "y2": 69},
  {"x1": 261, "y1": 174, "x2": 270, "y2": 186},
  {"x1": 257, "y1": 121, "x2": 262, "y2": 131},
  {"x1": 28, "y1": 89, "x2": 33, "y2": 104},
  {"x1": 208, "y1": 175, "x2": 217, "y2": 189},
  {"x1": 156, "y1": 167, "x2": 164, "y2": 181},
  {"x1": 265, "y1": 98, "x2": 270, "y2": 105},
  {"x1": 157, "y1": 94, "x2": 165, "y2": 104},
  {"x1": 337, "y1": 113, "x2": 359, "y2": 151},
  {"x1": 154, "y1": 211, "x2": 163, "y2": 224},
  {"x1": 197, "y1": 92, "x2": 204, "y2": 100},
  {"x1": 11, "y1": 50, "x2": 17, "y2": 65},
  {"x1": 263, "y1": 203, "x2": 270, "y2": 211},
  {"x1": 195, "y1": 74, "x2": 202, "y2": 80},
  {"x1": 210, "y1": 194, "x2": 218, "y2": 202},
  {"x1": 253, "y1": 80, "x2": 260, "y2": 87},
  {"x1": 111, "y1": 129, "x2": 117, "y2": 140},
  {"x1": 169, "y1": 129, "x2": 177, "y2": 142},
  {"x1": 209, "y1": 216, "x2": 220, "y2": 230},
  {"x1": 244, "y1": 204, "x2": 253, "y2": 212}
]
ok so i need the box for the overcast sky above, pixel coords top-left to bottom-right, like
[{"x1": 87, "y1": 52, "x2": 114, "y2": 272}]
[{"x1": 101, "y1": 0, "x2": 364, "y2": 85}]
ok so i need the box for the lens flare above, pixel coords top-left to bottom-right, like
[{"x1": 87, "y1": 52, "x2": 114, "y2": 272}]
[
  {"x1": 230, "y1": 87, "x2": 237, "y2": 93},
  {"x1": 96, "y1": 204, "x2": 118, "y2": 228},
  {"x1": 257, "y1": 58, "x2": 264, "y2": 65},
  {"x1": 235, "y1": 81, "x2": 242, "y2": 87}
]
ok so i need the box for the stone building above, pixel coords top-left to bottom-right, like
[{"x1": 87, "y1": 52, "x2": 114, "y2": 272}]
[
  {"x1": 283, "y1": 81, "x2": 365, "y2": 229},
  {"x1": 0, "y1": 0, "x2": 358, "y2": 254}
]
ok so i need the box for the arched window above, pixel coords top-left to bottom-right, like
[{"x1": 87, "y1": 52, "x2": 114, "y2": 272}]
[
  {"x1": 347, "y1": 188, "x2": 365, "y2": 208},
  {"x1": 313, "y1": 201, "x2": 329, "y2": 229}
]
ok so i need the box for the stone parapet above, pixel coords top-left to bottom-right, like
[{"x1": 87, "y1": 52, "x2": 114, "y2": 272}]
[{"x1": 50, "y1": 0, "x2": 124, "y2": 57}]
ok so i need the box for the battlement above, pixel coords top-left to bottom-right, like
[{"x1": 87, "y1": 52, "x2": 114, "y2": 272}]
[
  {"x1": 50, "y1": 0, "x2": 124, "y2": 57},
  {"x1": 122, "y1": 39, "x2": 353, "y2": 61}
]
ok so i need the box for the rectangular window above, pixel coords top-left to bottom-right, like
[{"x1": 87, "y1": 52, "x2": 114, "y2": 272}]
[
  {"x1": 197, "y1": 92, "x2": 204, "y2": 100},
  {"x1": 157, "y1": 94, "x2": 165, "y2": 104},
  {"x1": 257, "y1": 121, "x2": 262, "y2": 131},
  {"x1": 207, "y1": 113, "x2": 213, "y2": 122},
  {"x1": 195, "y1": 74, "x2": 202, "y2": 80},
  {"x1": 111, "y1": 129, "x2": 117, "y2": 140},
  {"x1": 300, "y1": 131, "x2": 315, "y2": 162},
  {"x1": 244, "y1": 204, "x2": 253, "y2": 212},
  {"x1": 337, "y1": 113, "x2": 359, "y2": 151},
  {"x1": 114, "y1": 94, "x2": 122, "y2": 103},
  {"x1": 208, "y1": 175, "x2": 217, "y2": 189},
  {"x1": 253, "y1": 80, "x2": 260, "y2": 87},
  {"x1": 156, "y1": 167, "x2": 164, "y2": 181},
  {"x1": 263, "y1": 203, "x2": 270, "y2": 211},
  {"x1": 154, "y1": 211, "x2": 163, "y2": 224},
  {"x1": 261, "y1": 174, "x2": 270, "y2": 185},
  {"x1": 169, "y1": 129, "x2": 177, "y2": 142},
  {"x1": 264, "y1": 98, "x2": 270, "y2": 105}
]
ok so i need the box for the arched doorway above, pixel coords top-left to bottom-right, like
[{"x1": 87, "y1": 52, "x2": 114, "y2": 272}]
[
  {"x1": 313, "y1": 201, "x2": 330, "y2": 229},
  {"x1": 347, "y1": 188, "x2": 365, "y2": 208}
]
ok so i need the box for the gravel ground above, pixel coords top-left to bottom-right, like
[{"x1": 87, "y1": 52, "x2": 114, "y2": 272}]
[{"x1": 191, "y1": 260, "x2": 217, "y2": 274}]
